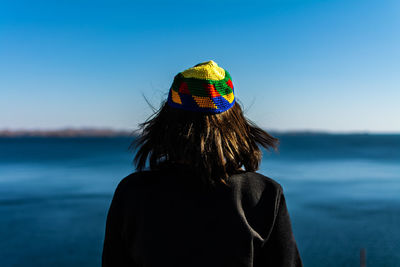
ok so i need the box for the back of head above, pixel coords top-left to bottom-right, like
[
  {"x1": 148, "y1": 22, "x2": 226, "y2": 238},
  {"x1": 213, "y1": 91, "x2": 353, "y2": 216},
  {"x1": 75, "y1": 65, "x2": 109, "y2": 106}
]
[{"x1": 133, "y1": 60, "x2": 279, "y2": 188}]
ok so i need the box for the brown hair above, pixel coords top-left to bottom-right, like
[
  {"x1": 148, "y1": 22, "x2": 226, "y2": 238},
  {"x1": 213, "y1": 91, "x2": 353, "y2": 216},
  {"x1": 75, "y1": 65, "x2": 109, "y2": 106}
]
[{"x1": 131, "y1": 101, "x2": 279, "y2": 188}]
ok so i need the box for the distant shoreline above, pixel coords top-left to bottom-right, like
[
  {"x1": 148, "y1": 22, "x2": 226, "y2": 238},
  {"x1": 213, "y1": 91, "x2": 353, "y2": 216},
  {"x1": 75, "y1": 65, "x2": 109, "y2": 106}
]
[
  {"x1": 0, "y1": 128, "x2": 135, "y2": 138},
  {"x1": 0, "y1": 128, "x2": 398, "y2": 137}
]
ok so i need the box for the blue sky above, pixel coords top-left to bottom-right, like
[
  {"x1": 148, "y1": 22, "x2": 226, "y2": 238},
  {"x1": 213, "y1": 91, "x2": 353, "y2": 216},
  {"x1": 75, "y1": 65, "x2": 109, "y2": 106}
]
[{"x1": 1, "y1": 0, "x2": 399, "y2": 132}]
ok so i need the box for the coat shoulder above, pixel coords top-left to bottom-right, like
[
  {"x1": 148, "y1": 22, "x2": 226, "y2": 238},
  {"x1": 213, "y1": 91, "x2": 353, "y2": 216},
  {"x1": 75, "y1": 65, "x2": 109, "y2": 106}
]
[
  {"x1": 227, "y1": 171, "x2": 283, "y2": 193},
  {"x1": 226, "y1": 171, "x2": 283, "y2": 208}
]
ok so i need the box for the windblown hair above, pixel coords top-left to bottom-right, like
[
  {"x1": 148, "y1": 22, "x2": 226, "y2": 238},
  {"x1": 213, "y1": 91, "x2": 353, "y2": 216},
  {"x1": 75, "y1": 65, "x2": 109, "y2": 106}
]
[{"x1": 132, "y1": 101, "x2": 279, "y2": 188}]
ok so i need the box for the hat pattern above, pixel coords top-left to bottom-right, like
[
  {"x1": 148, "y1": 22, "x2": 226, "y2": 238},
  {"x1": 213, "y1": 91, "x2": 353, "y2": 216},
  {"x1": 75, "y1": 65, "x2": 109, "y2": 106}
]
[{"x1": 167, "y1": 60, "x2": 235, "y2": 113}]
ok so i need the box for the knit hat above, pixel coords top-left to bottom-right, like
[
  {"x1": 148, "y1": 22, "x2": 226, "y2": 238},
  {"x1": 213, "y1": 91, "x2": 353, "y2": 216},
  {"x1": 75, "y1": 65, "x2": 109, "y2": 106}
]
[{"x1": 167, "y1": 60, "x2": 235, "y2": 113}]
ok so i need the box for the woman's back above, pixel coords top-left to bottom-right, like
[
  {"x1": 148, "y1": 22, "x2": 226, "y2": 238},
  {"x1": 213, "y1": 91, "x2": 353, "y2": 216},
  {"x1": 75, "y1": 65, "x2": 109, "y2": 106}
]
[
  {"x1": 102, "y1": 164, "x2": 302, "y2": 267},
  {"x1": 102, "y1": 60, "x2": 302, "y2": 266}
]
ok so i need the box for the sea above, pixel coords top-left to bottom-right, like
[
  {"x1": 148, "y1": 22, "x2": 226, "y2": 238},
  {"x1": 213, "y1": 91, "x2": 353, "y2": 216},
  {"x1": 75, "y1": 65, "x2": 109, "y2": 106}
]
[{"x1": 0, "y1": 134, "x2": 399, "y2": 267}]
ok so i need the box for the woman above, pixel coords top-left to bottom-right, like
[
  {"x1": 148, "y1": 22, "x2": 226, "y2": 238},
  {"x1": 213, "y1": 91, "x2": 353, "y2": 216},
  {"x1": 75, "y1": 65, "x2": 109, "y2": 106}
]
[{"x1": 102, "y1": 60, "x2": 303, "y2": 267}]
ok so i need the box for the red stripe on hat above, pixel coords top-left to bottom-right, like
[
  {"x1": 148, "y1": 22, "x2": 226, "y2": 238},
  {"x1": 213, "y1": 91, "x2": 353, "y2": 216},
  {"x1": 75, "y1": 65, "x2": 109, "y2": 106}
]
[
  {"x1": 226, "y1": 79, "x2": 233, "y2": 89},
  {"x1": 204, "y1": 84, "x2": 220, "y2": 98},
  {"x1": 178, "y1": 82, "x2": 190, "y2": 94}
]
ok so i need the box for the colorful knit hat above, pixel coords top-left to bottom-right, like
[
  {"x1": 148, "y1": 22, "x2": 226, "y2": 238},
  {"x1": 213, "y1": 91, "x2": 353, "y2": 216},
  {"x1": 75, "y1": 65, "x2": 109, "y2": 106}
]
[{"x1": 167, "y1": 60, "x2": 235, "y2": 113}]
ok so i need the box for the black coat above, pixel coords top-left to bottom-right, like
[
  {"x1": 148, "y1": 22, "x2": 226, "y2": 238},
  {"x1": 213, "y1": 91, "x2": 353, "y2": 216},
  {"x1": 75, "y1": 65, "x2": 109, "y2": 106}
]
[{"x1": 102, "y1": 165, "x2": 303, "y2": 267}]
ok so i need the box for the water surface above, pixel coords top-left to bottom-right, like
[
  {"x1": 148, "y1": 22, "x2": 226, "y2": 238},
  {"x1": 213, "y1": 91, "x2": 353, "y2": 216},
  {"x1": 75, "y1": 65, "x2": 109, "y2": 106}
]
[{"x1": 0, "y1": 134, "x2": 399, "y2": 266}]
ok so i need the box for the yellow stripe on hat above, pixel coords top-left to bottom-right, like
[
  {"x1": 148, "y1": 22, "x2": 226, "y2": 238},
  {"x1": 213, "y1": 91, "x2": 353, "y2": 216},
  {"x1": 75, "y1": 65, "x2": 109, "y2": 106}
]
[
  {"x1": 192, "y1": 95, "x2": 217, "y2": 109},
  {"x1": 222, "y1": 92, "x2": 234, "y2": 103},
  {"x1": 171, "y1": 90, "x2": 182, "y2": 104},
  {"x1": 181, "y1": 60, "x2": 226, "y2": 81}
]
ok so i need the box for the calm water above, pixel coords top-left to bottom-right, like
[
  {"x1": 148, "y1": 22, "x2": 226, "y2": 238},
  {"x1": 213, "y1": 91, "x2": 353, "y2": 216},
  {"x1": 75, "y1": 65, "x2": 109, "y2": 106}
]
[{"x1": 0, "y1": 134, "x2": 399, "y2": 266}]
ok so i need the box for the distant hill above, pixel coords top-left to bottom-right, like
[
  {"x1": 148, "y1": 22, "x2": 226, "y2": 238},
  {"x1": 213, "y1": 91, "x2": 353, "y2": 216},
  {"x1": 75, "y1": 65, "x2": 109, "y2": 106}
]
[{"x1": 0, "y1": 128, "x2": 135, "y2": 137}]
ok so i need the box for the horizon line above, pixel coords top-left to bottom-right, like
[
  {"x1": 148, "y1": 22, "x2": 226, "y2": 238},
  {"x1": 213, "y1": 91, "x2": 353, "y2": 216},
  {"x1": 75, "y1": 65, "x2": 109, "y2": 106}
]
[{"x1": 0, "y1": 127, "x2": 399, "y2": 136}]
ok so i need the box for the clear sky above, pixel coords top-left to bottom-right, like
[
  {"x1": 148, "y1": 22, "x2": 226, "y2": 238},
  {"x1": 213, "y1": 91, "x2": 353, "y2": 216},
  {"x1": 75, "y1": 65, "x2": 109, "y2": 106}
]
[{"x1": 1, "y1": 0, "x2": 399, "y2": 133}]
